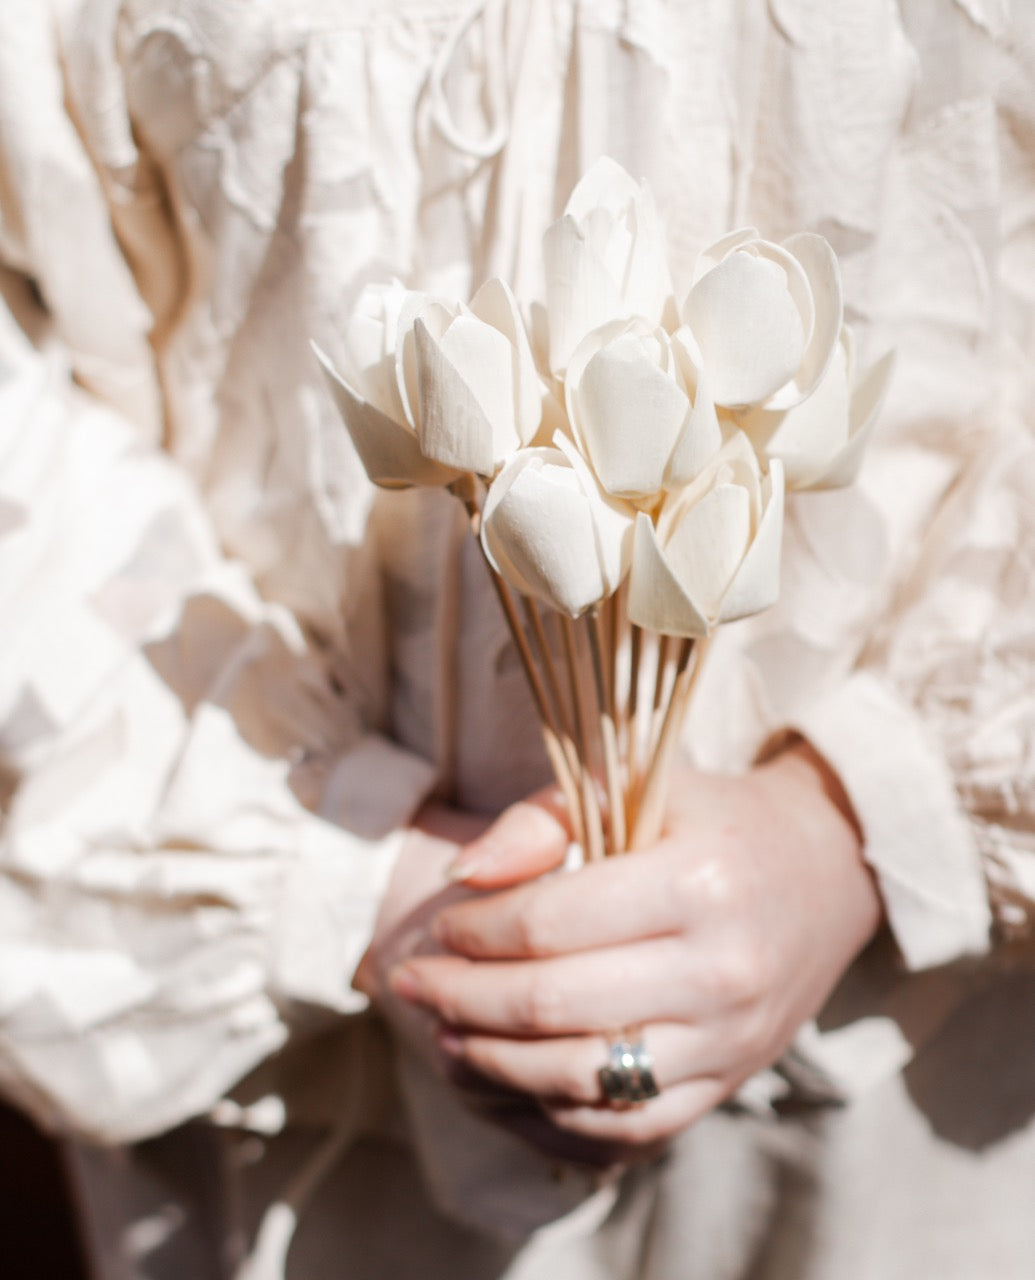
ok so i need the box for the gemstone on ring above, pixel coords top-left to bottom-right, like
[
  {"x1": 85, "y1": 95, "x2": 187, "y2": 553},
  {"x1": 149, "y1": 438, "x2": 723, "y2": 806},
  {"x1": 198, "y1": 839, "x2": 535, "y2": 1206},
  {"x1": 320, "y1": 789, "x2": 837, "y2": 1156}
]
[{"x1": 598, "y1": 1034, "x2": 660, "y2": 1106}]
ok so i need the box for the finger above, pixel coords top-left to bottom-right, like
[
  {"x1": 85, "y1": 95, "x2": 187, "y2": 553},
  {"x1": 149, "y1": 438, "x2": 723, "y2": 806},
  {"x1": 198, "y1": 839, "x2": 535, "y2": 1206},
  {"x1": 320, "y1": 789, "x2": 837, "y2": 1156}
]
[
  {"x1": 543, "y1": 1076, "x2": 730, "y2": 1146},
  {"x1": 437, "y1": 1022, "x2": 715, "y2": 1106},
  {"x1": 434, "y1": 842, "x2": 707, "y2": 959},
  {"x1": 450, "y1": 1094, "x2": 635, "y2": 1170},
  {"x1": 391, "y1": 937, "x2": 700, "y2": 1034},
  {"x1": 446, "y1": 787, "x2": 573, "y2": 889}
]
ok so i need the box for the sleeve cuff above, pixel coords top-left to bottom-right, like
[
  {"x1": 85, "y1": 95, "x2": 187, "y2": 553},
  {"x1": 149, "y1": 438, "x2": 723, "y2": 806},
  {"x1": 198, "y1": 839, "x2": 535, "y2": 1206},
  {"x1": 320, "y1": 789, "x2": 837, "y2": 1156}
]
[
  {"x1": 272, "y1": 734, "x2": 438, "y2": 1013},
  {"x1": 793, "y1": 671, "x2": 991, "y2": 969}
]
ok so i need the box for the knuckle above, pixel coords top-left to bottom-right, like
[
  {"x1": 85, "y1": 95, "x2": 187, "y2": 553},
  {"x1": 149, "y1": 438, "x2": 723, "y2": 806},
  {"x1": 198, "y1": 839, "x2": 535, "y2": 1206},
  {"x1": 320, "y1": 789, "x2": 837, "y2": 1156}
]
[
  {"x1": 512, "y1": 893, "x2": 561, "y2": 957},
  {"x1": 431, "y1": 985, "x2": 466, "y2": 1028},
  {"x1": 671, "y1": 855, "x2": 738, "y2": 923},
  {"x1": 439, "y1": 917, "x2": 477, "y2": 956},
  {"x1": 712, "y1": 935, "x2": 769, "y2": 1009},
  {"x1": 517, "y1": 972, "x2": 568, "y2": 1033},
  {"x1": 466, "y1": 1038, "x2": 510, "y2": 1082},
  {"x1": 731, "y1": 1002, "x2": 782, "y2": 1067},
  {"x1": 668, "y1": 863, "x2": 706, "y2": 921},
  {"x1": 557, "y1": 1055, "x2": 598, "y2": 1104},
  {"x1": 697, "y1": 857, "x2": 740, "y2": 915},
  {"x1": 726, "y1": 1006, "x2": 767, "y2": 1063}
]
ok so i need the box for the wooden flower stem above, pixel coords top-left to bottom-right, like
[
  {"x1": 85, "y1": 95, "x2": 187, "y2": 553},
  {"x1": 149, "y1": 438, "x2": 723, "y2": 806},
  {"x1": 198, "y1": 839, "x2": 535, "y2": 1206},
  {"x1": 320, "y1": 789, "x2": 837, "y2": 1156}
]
[
  {"x1": 649, "y1": 631, "x2": 673, "y2": 764},
  {"x1": 561, "y1": 615, "x2": 605, "y2": 863},
  {"x1": 625, "y1": 622, "x2": 643, "y2": 808},
  {"x1": 631, "y1": 636, "x2": 709, "y2": 849},
  {"x1": 453, "y1": 475, "x2": 584, "y2": 843},
  {"x1": 587, "y1": 608, "x2": 626, "y2": 854},
  {"x1": 523, "y1": 598, "x2": 574, "y2": 744},
  {"x1": 522, "y1": 597, "x2": 587, "y2": 851}
]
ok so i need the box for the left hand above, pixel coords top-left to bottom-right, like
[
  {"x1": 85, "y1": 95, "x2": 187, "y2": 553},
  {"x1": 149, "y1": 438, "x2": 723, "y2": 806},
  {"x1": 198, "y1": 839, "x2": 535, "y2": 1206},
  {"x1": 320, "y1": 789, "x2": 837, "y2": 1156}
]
[{"x1": 389, "y1": 743, "x2": 882, "y2": 1149}]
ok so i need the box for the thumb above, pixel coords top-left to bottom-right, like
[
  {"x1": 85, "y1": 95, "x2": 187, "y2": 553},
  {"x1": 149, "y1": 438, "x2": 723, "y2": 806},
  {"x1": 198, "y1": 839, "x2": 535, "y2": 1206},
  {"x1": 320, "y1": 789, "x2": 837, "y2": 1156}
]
[{"x1": 446, "y1": 786, "x2": 574, "y2": 889}]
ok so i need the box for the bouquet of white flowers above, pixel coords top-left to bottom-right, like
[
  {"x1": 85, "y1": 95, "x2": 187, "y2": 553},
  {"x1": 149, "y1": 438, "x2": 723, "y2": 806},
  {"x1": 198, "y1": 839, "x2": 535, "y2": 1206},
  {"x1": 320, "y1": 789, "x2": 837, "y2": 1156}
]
[{"x1": 315, "y1": 158, "x2": 892, "y2": 862}]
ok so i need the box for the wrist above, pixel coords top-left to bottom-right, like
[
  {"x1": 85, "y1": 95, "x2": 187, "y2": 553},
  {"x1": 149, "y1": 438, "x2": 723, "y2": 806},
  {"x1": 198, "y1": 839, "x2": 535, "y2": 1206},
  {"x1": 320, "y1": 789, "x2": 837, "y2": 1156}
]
[
  {"x1": 763, "y1": 736, "x2": 863, "y2": 844},
  {"x1": 754, "y1": 737, "x2": 883, "y2": 949}
]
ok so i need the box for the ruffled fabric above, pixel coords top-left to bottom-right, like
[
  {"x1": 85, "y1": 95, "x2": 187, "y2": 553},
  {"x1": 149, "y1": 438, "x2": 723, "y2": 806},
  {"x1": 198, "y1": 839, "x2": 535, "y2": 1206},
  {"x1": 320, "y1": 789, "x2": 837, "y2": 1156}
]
[
  {"x1": 1, "y1": 0, "x2": 1035, "y2": 1263},
  {"x1": 0, "y1": 336, "x2": 436, "y2": 1142}
]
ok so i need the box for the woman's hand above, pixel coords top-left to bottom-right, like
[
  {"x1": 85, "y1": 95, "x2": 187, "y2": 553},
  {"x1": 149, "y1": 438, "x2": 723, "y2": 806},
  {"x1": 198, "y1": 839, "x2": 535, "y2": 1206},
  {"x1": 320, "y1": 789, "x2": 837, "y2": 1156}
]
[
  {"x1": 388, "y1": 743, "x2": 882, "y2": 1149},
  {"x1": 353, "y1": 803, "x2": 490, "y2": 1072}
]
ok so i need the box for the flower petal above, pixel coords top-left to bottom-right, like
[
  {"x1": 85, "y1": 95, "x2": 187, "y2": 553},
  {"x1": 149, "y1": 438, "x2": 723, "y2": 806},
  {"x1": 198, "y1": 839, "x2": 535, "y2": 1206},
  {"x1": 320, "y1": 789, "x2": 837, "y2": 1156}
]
[
  {"x1": 481, "y1": 448, "x2": 632, "y2": 615},
  {"x1": 345, "y1": 279, "x2": 410, "y2": 421},
  {"x1": 622, "y1": 186, "x2": 676, "y2": 326},
  {"x1": 416, "y1": 317, "x2": 518, "y2": 475},
  {"x1": 312, "y1": 344, "x2": 459, "y2": 489},
  {"x1": 627, "y1": 512, "x2": 711, "y2": 638},
  {"x1": 543, "y1": 159, "x2": 675, "y2": 373},
  {"x1": 738, "y1": 337, "x2": 850, "y2": 488},
  {"x1": 690, "y1": 228, "x2": 759, "y2": 285},
  {"x1": 564, "y1": 156, "x2": 644, "y2": 221},
  {"x1": 551, "y1": 433, "x2": 633, "y2": 594},
  {"x1": 716, "y1": 460, "x2": 784, "y2": 622},
  {"x1": 813, "y1": 350, "x2": 895, "y2": 489},
  {"x1": 665, "y1": 482, "x2": 753, "y2": 616},
  {"x1": 767, "y1": 233, "x2": 843, "y2": 410},
  {"x1": 684, "y1": 251, "x2": 807, "y2": 407},
  {"x1": 573, "y1": 332, "x2": 689, "y2": 499},
  {"x1": 543, "y1": 214, "x2": 625, "y2": 373},
  {"x1": 667, "y1": 328, "x2": 723, "y2": 487},
  {"x1": 470, "y1": 278, "x2": 542, "y2": 444}
]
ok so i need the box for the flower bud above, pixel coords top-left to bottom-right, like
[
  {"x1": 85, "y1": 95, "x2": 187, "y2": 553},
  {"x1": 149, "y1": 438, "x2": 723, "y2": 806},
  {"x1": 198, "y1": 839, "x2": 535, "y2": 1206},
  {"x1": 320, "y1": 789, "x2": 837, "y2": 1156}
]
[
  {"x1": 415, "y1": 278, "x2": 541, "y2": 476},
  {"x1": 627, "y1": 435, "x2": 785, "y2": 636},
  {"x1": 313, "y1": 280, "x2": 458, "y2": 488},
  {"x1": 564, "y1": 319, "x2": 722, "y2": 502},
  {"x1": 736, "y1": 328, "x2": 895, "y2": 490},
  {"x1": 682, "y1": 229, "x2": 842, "y2": 412},
  {"x1": 481, "y1": 444, "x2": 634, "y2": 617},
  {"x1": 543, "y1": 157, "x2": 676, "y2": 374}
]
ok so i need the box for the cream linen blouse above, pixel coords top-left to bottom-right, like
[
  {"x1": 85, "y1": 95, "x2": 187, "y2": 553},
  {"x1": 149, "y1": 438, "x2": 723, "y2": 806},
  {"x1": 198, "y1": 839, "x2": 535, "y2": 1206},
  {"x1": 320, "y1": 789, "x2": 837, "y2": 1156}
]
[{"x1": 0, "y1": 0, "x2": 1032, "y2": 1213}]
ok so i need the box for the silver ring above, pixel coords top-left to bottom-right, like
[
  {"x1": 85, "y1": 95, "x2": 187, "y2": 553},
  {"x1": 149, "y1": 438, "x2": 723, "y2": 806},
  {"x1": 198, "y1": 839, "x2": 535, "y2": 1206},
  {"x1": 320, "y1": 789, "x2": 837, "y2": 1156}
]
[{"x1": 597, "y1": 1032, "x2": 660, "y2": 1107}]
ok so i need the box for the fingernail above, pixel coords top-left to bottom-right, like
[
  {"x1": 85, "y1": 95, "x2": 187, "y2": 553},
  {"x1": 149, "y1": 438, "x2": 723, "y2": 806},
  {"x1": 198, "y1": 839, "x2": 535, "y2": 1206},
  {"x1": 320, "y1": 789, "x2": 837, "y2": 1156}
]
[
  {"x1": 445, "y1": 857, "x2": 481, "y2": 884},
  {"x1": 388, "y1": 965, "x2": 421, "y2": 1001},
  {"x1": 437, "y1": 1027, "x2": 464, "y2": 1057},
  {"x1": 446, "y1": 840, "x2": 496, "y2": 883}
]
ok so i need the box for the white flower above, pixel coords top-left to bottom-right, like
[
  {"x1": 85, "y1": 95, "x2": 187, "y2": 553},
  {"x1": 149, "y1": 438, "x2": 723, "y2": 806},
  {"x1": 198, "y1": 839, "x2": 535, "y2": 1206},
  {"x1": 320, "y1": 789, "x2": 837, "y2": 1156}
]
[
  {"x1": 627, "y1": 434, "x2": 785, "y2": 637},
  {"x1": 543, "y1": 157, "x2": 675, "y2": 374},
  {"x1": 480, "y1": 442, "x2": 634, "y2": 617},
  {"x1": 313, "y1": 280, "x2": 458, "y2": 489},
  {"x1": 414, "y1": 277, "x2": 541, "y2": 476},
  {"x1": 315, "y1": 277, "x2": 541, "y2": 487},
  {"x1": 682, "y1": 229, "x2": 842, "y2": 411},
  {"x1": 736, "y1": 328, "x2": 895, "y2": 490},
  {"x1": 564, "y1": 319, "x2": 722, "y2": 502}
]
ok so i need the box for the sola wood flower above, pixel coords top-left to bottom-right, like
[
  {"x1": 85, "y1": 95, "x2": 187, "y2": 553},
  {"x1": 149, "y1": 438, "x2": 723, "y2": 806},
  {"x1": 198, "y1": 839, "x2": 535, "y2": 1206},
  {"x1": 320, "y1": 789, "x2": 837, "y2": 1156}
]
[
  {"x1": 415, "y1": 277, "x2": 542, "y2": 475},
  {"x1": 736, "y1": 329, "x2": 896, "y2": 490},
  {"x1": 565, "y1": 319, "x2": 722, "y2": 501},
  {"x1": 627, "y1": 434, "x2": 785, "y2": 638},
  {"x1": 313, "y1": 280, "x2": 457, "y2": 489},
  {"x1": 313, "y1": 156, "x2": 890, "y2": 863},
  {"x1": 314, "y1": 277, "x2": 540, "y2": 487},
  {"x1": 683, "y1": 229, "x2": 842, "y2": 411},
  {"x1": 480, "y1": 442, "x2": 634, "y2": 617},
  {"x1": 544, "y1": 157, "x2": 676, "y2": 374}
]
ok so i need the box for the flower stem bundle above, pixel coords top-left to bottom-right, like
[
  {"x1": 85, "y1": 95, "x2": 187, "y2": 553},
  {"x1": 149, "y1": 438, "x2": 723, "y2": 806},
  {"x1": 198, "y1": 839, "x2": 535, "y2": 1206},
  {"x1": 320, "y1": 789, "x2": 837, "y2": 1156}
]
[{"x1": 315, "y1": 158, "x2": 892, "y2": 861}]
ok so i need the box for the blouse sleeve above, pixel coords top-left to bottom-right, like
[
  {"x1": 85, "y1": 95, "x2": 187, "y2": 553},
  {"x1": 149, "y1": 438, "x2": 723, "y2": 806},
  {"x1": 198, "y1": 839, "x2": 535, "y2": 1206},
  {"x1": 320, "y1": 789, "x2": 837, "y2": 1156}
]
[
  {"x1": 795, "y1": 431, "x2": 1035, "y2": 968},
  {"x1": 704, "y1": 3, "x2": 1035, "y2": 1102},
  {"x1": 790, "y1": 6, "x2": 1035, "y2": 973},
  {"x1": 0, "y1": 307, "x2": 437, "y2": 1145},
  {"x1": 0, "y1": 10, "x2": 438, "y2": 1144},
  {"x1": 769, "y1": 418, "x2": 1035, "y2": 1102}
]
